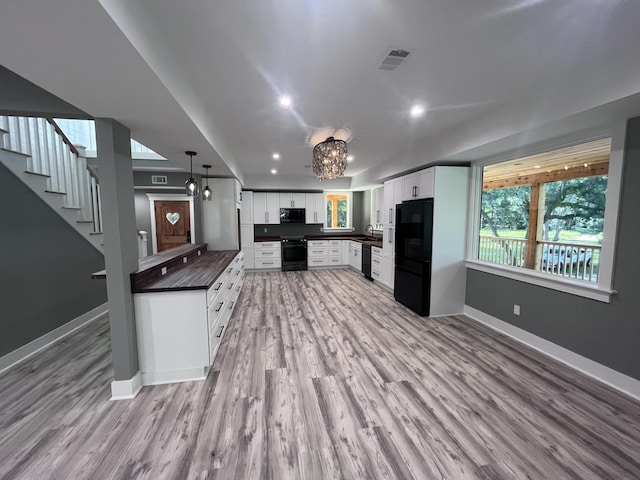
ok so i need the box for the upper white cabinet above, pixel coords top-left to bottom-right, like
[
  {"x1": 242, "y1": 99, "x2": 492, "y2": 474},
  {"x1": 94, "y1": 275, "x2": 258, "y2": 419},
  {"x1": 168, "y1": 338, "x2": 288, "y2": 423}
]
[
  {"x1": 305, "y1": 193, "x2": 326, "y2": 225},
  {"x1": 383, "y1": 177, "x2": 403, "y2": 226},
  {"x1": 234, "y1": 179, "x2": 242, "y2": 206},
  {"x1": 370, "y1": 186, "x2": 384, "y2": 227},
  {"x1": 240, "y1": 191, "x2": 253, "y2": 225},
  {"x1": 279, "y1": 193, "x2": 306, "y2": 208},
  {"x1": 402, "y1": 167, "x2": 435, "y2": 201},
  {"x1": 253, "y1": 192, "x2": 280, "y2": 224}
]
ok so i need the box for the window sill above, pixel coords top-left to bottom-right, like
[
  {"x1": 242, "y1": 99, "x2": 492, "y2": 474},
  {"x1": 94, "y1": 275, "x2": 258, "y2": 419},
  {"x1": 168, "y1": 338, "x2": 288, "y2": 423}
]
[
  {"x1": 465, "y1": 260, "x2": 615, "y2": 303},
  {"x1": 322, "y1": 228, "x2": 354, "y2": 233}
]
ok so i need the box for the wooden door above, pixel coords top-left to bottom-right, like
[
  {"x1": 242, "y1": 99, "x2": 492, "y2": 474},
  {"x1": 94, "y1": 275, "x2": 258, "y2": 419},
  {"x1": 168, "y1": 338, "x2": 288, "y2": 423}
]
[{"x1": 155, "y1": 201, "x2": 191, "y2": 252}]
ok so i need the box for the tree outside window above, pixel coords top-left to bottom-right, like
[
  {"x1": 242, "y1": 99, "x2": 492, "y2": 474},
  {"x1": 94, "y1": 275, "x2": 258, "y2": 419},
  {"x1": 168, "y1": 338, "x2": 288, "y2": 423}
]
[{"x1": 326, "y1": 193, "x2": 350, "y2": 229}]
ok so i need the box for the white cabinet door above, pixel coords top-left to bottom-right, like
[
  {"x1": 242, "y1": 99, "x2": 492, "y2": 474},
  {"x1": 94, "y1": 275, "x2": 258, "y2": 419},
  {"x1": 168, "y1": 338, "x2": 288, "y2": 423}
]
[
  {"x1": 402, "y1": 172, "x2": 418, "y2": 201},
  {"x1": 240, "y1": 225, "x2": 254, "y2": 249},
  {"x1": 234, "y1": 179, "x2": 242, "y2": 206},
  {"x1": 240, "y1": 191, "x2": 253, "y2": 225},
  {"x1": 342, "y1": 240, "x2": 350, "y2": 265},
  {"x1": 416, "y1": 168, "x2": 435, "y2": 198},
  {"x1": 305, "y1": 193, "x2": 325, "y2": 224},
  {"x1": 266, "y1": 193, "x2": 280, "y2": 224},
  {"x1": 384, "y1": 177, "x2": 404, "y2": 225},
  {"x1": 279, "y1": 193, "x2": 292, "y2": 208},
  {"x1": 371, "y1": 186, "x2": 383, "y2": 227},
  {"x1": 382, "y1": 256, "x2": 393, "y2": 288},
  {"x1": 292, "y1": 193, "x2": 306, "y2": 208},
  {"x1": 253, "y1": 192, "x2": 267, "y2": 224}
]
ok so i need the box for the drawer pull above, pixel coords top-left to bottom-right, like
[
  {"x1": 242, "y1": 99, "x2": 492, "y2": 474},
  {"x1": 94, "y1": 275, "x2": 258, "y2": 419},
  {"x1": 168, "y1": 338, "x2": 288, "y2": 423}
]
[
  {"x1": 214, "y1": 282, "x2": 223, "y2": 291},
  {"x1": 228, "y1": 282, "x2": 234, "y2": 289},
  {"x1": 228, "y1": 301, "x2": 235, "y2": 310},
  {"x1": 216, "y1": 325, "x2": 225, "y2": 338},
  {"x1": 215, "y1": 302, "x2": 224, "y2": 312}
]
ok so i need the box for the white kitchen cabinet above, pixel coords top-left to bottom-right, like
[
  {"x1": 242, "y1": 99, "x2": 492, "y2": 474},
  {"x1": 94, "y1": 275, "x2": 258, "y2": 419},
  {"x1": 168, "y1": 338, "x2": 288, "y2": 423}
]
[
  {"x1": 349, "y1": 241, "x2": 362, "y2": 271},
  {"x1": 280, "y1": 193, "x2": 306, "y2": 208},
  {"x1": 402, "y1": 167, "x2": 435, "y2": 201},
  {"x1": 382, "y1": 226, "x2": 395, "y2": 289},
  {"x1": 308, "y1": 240, "x2": 329, "y2": 267},
  {"x1": 234, "y1": 179, "x2": 242, "y2": 206},
  {"x1": 240, "y1": 191, "x2": 253, "y2": 225},
  {"x1": 134, "y1": 252, "x2": 244, "y2": 386},
  {"x1": 240, "y1": 225, "x2": 254, "y2": 269},
  {"x1": 253, "y1": 192, "x2": 280, "y2": 224},
  {"x1": 370, "y1": 186, "x2": 384, "y2": 228},
  {"x1": 305, "y1": 193, "x2": 326, "y2": 225},
  {"x1": 371, "y1": 247, "x2": 383, "y2": 282},
  {"x1": 383, "y1": 177, "x2": 403, "y2": 226},
  {"x1": 254, "y1": 241, "x2": 281, "y2": 269}
]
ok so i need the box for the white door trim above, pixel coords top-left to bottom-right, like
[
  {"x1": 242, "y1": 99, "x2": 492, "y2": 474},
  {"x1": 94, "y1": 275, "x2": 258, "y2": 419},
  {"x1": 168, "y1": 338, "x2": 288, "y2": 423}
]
[{"x1": 147, "y1": 194, "x2": 196, "y2": 254}]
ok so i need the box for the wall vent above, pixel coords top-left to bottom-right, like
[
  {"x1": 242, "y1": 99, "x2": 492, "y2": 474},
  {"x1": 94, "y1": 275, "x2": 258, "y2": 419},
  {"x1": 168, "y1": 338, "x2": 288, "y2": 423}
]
[
  {"x1": 378, "y1": 47, "x2": 414, "y2": 71},
  {"x1": 151, "y1": 175, "x2": 168, "y2": 185}
]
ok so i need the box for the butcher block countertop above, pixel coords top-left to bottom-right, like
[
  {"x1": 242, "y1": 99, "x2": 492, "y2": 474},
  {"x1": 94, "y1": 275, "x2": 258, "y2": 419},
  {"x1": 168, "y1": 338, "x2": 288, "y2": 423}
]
[{"x1": 133, "y1": 250, "x2": 239, "y2": 293}]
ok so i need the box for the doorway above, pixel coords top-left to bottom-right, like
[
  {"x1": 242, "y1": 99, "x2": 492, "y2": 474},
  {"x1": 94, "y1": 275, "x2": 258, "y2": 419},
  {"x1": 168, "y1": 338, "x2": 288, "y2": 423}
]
[{"x1": 147, "y1": 194, "x2": 196, "y2": 253}]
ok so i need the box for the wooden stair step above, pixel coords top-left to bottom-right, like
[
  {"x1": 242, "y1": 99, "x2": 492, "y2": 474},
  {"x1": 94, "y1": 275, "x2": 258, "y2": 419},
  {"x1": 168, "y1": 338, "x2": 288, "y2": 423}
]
[
  {"x1": 1, "y1": 147, "x2": 31, "y2": 157},
  {"x1": 25, "y1": 170, "x2": 51, "y2": 178}
]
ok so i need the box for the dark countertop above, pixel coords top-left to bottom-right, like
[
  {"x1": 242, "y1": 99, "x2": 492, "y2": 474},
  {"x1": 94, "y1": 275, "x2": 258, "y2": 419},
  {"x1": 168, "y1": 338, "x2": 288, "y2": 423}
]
[
  {"x1": 133, "y1": 250, "x2": 239, "y2": 293},
  {"x1": 254, "y1": 234, "x2": 383, "y2": 249}
]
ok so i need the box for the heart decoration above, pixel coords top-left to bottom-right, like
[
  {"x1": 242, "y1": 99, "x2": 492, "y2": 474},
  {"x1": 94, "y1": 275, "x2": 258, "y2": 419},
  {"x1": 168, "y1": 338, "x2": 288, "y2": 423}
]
[{"x1": 166, "y1": 212, "x2": 180, "y2": 225}]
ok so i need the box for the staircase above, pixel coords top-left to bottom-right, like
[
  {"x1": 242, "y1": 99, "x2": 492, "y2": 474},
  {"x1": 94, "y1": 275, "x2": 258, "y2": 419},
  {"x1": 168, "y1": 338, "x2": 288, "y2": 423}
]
[{"x1": 0, "y1": 116, "x2": 103, "y2": 252}]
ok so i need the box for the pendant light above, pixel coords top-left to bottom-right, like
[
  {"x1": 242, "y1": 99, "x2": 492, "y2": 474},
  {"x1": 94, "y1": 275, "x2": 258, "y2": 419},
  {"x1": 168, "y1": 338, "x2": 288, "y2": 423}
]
[
  {"x1": 185, "y1": 151, "x2": 199, "y2": 196},
  {"x1": 312, "y1": 137, "x2": 348, "y2": 181},
  {"x1": 202, "y1": 164, "x2": 212, "y2": 201}
]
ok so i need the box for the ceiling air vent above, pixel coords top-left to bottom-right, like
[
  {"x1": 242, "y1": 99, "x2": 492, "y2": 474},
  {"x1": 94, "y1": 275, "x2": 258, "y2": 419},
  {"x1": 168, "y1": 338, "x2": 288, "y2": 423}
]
[
  {"x1": 378, "y1": 47, "x2": 413, "y2": 71},
  {"x1": 151, "y1": 175, "x2": 168, "y2": 185}
]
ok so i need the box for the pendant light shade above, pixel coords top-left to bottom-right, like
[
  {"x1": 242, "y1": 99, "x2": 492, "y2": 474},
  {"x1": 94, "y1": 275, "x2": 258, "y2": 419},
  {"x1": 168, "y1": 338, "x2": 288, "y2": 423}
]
[
  {"x1": 202, "y1": 164, "x2": 212, "y2": 201},
  {"x1": 185, "y1": 151, "x2": 199, "y2": 196},
  {"x1": 312, "y1": 137, "x2": 348, "y2": 181}
]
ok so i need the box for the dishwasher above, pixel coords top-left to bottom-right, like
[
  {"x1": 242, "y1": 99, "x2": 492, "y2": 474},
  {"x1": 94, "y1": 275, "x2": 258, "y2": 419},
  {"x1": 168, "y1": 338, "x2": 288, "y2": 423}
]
[{"x1": 361, "y1": 243, "x2": 372, "y2": 280}]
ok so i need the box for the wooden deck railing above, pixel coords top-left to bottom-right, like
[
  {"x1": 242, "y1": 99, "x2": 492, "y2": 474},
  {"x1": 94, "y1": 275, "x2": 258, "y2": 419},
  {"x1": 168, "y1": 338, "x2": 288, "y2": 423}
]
[{"x1": 479, "y1": 235, "x2": 600, "y2": 283}]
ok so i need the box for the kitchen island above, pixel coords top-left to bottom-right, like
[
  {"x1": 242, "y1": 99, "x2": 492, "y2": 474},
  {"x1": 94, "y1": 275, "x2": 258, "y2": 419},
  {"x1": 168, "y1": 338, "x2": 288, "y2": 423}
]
[{"x1": 131, "y1": 245, "x2": 244, "y2": 386}]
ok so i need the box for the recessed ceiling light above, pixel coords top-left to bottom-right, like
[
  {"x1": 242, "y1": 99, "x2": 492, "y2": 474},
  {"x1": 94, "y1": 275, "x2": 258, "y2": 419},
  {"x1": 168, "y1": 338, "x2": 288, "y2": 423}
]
[
  {"x1": 564, "y1": 165, "x2": 569, "y2": 170},
  {"x1": 270, "y1": 168, "x2": 277, "y2": 175},
  {"x1": 410, "y1": 104, "x2": 425, "y2": 118},
  {"x1": 278, "y1": 95, "x2": 292, "y2": 108},
  {"x1": 584, "y1": 163, "x2": 588, "y2": 167},
  {"x1": 347, "y1": 155, "x2": 354, "y2": 162},
  {"x1": 272, "y1": 153, "x2": 280, "y2": 160},
  {"x1": 534, "y1": 165, "x2": 541, "y2": 169}
]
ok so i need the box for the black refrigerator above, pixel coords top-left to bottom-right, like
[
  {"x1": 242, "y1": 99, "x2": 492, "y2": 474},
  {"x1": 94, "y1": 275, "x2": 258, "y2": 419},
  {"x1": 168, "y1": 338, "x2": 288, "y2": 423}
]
[{"x1": 394, "y1": 198, "x2": 433, "y2": 316}]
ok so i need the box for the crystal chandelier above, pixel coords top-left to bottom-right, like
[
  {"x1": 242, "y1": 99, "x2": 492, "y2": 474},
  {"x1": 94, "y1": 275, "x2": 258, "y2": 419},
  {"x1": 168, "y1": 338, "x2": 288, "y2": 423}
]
[
  {"x1": 185, "y1": 151, "x2": 199, "y2": 197},
  {"x1": 312, "y1": 137, "x2": 348, "y2": 181}
]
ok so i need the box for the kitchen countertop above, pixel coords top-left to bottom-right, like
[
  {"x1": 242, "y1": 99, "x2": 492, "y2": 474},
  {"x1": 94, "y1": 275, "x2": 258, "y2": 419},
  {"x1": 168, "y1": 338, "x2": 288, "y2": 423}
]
[
  {"x1": 134, "y1": 250, "x2": 239, "y2": 293},
  {"x1": 254, "y1": 234, "x2": 383, "y2": 249}
]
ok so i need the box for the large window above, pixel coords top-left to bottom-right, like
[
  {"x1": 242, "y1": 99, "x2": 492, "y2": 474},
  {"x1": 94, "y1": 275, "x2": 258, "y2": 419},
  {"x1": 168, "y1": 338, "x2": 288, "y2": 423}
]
[
  {"x1": 472, "y1": 137, "x2": 621, "y2": 300},
  {"x1": 325, "y1": 192, "x2": 352, "y2": 230}
]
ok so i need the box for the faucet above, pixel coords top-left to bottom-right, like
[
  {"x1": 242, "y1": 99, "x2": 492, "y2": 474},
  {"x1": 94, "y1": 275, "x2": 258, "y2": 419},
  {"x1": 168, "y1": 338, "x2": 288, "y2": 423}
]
[{"x1": 365, "y1": 224, "x2": 374, "y2": 237}]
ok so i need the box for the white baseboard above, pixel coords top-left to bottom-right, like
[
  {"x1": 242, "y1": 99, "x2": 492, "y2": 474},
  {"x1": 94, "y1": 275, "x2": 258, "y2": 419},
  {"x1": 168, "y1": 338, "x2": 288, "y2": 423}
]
[
  {"x1": 141, "y1": 367, "x2": 207, "y2": 387},
  {"x1": 463, "y1": 305, "x2": 640, "y2": 402},
  {"x1": 110, "y1": 371, "x2": 143, "y2": 400},
  {"x1": 0, "y1": 303, "x2": 109, "y2": 375}
]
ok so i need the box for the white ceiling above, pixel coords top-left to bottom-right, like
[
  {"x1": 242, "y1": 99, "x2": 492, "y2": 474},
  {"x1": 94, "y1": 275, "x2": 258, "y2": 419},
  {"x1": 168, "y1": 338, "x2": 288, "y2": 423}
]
[{"x1": 1, "y1": 0, "x2": 640, "y2": 190}]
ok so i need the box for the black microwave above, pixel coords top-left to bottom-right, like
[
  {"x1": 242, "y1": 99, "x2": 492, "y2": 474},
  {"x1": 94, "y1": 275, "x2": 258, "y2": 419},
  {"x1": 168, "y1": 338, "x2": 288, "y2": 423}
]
[{"x1": 280, "y1": 208, "x2": 305, "y2": 223}]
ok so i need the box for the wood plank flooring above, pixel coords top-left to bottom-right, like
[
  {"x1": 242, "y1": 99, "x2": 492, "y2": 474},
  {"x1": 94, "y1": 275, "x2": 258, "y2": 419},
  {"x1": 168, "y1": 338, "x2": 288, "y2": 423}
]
[{"x1": 1, "y1": 269, "x2": 639, "y2": 479}]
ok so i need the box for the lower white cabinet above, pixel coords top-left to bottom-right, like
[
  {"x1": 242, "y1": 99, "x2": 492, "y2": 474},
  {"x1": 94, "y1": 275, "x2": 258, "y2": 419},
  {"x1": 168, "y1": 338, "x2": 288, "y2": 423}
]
[
  {"x1": 134, "y1": 252, "x2": 244, "y2": 386},
  {"x1": 254, "y1": 241, "x2": 281, "y2": 269},
  {"x1": 371, "y1": 247, "x2": 383, "y2": 282},
  {"x1": 308, "y1": 240, "x2": 329, "y2": 267},
  {"x1": 349, "y1": 241, "x2": 362, "y2": 271},
  {"x1": 382, "y1": 226, "x2": 395, "y2": 289}
]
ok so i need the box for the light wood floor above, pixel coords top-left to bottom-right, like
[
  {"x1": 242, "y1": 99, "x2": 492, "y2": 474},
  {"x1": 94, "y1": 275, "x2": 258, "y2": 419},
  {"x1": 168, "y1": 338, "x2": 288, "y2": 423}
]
[{"x1": 1, "y1": 269, "x2": 639, "y2": 479}]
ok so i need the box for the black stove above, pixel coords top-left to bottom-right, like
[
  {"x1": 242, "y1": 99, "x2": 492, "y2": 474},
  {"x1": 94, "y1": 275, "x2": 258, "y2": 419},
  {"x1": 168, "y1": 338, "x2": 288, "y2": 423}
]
[{"x1": 281, "y1": 237, "x2": 307, "y2": 271}]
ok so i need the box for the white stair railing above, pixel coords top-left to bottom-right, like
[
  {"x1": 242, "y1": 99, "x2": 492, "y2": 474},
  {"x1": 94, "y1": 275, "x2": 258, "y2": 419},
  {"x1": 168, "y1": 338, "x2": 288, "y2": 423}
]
[{"x1": 0, "y1": 115, "x2": 103, "y2": 237}]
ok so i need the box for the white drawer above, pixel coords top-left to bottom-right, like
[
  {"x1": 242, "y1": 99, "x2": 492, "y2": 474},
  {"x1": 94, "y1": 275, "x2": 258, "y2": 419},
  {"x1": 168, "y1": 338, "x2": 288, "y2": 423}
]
[
  {"x1": 255, "y1": 241, "x2": 281, "y2": 249},
  {"x1": 255, "y1": 258, "x2": 281, "y2": 269},
  {"x1": 255, "y1": 248, "x2": 281, "y2": 259},
  {"x1": 372, "y1": 247, "x2": 383, "y2": 258},
  {"x1": 371, "y1": 256, "x2": 382, "y2": 268},
  {"x1": 207, "y1": 271, "x2": 230, "y2": 306},
  {"x1": 328, "y1": 256, "x2": 343, "y2": 265},
  {"x1": 371, "y1": 268, "x2": 382, "y2": 281},
  {"x1": 307, "y1": 240, "x2": 328, "y2": 248},
  {"x1": 329, "y1": 246, "x2": 341, "y2": 256},
  {"x1": 308, "y1": 257, "x2": 328, "y2": 266},
  {"x1": 328, "y1": 240, "x2": 342, "y2": 247},
  {"x1": 308, "y1": 246, "x2": 328, "y2": 257}
]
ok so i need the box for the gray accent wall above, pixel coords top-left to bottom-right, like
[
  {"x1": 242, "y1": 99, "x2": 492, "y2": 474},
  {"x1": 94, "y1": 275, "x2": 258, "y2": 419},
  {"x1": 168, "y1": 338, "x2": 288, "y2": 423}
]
[
  {"x1": 465, "y1": 116, "x2": 640, "y2": 381},
  {"x1": 0, "y1": 162, "x2": 106, "y2": 357}
]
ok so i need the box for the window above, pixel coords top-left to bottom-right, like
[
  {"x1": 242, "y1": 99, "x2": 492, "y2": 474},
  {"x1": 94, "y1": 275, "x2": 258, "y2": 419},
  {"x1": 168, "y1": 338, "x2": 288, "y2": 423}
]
[
  {"x1": 468, "y1": 134, "x2": 624, "y2": 302},
  {"x1": 325, "y1": 192, "x2": 352, "y2": 230}
]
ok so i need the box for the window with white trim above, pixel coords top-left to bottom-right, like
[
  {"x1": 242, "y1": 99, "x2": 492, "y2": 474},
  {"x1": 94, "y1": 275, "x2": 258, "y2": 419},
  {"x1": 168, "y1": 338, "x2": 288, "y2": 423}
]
[{"x1": 325, "y1": 191, "x2": 352, "y2": 230}]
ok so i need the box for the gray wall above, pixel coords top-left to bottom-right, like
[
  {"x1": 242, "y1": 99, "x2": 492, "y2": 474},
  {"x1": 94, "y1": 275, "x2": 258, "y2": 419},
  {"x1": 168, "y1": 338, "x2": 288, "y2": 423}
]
[
  {"x1": 0, "y1": 162, "x2": 107, "y2": 357},
  {"x1": 465, "y1": 116, "x2": 640, "y2": 381},
  {"x1": 133, "y1": 171, "x2": 204, "y2": 252}
]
